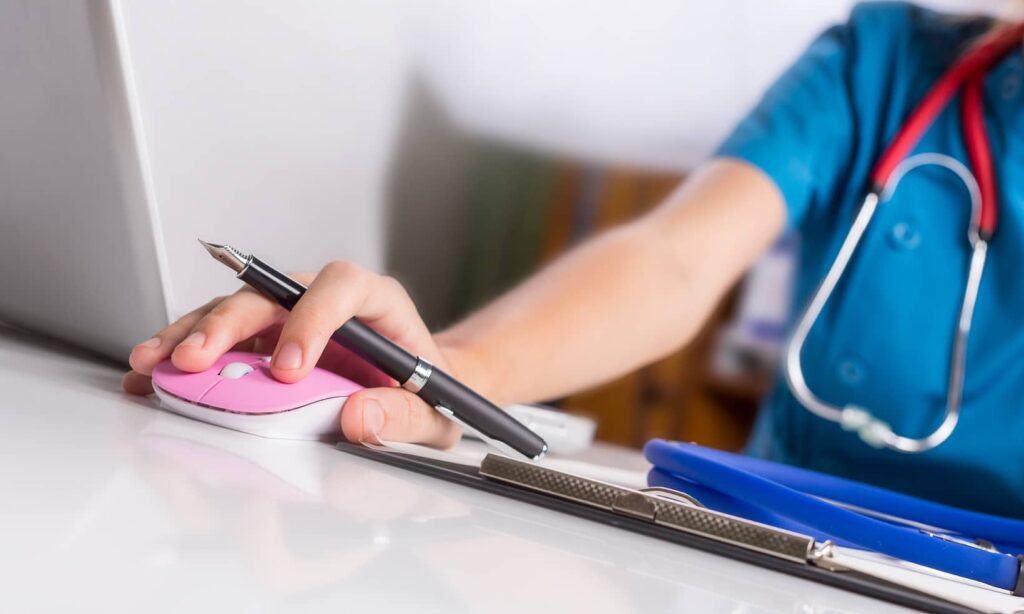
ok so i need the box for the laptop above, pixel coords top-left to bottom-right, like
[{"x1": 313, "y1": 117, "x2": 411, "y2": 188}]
[
  {"x1": 1, "y1": 1, "x2": 395, "y2": 362},
  {"x1": 0, "y1": 0, "x2": 170, "y2": 362}
]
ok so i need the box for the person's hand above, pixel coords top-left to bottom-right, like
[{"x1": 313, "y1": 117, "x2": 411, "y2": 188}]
[{"x1": 123, "y1": 262, "x2": 464, "y2": 448}]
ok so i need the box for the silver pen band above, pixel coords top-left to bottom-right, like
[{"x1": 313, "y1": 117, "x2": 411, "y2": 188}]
[{"x1": 402, "y1": 357, "x2": 433, "y2": 393}]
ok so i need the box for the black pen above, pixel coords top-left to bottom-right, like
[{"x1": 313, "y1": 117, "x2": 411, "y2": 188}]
[{"x1": 198, "y1": 240, "x2": 548, "y2": 460}]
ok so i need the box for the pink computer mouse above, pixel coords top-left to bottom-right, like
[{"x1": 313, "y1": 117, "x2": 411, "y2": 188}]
[{"x1": 151, "y1": 351, "x2": 363, "y2": 440}]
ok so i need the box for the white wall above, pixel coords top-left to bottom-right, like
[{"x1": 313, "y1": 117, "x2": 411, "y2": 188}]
[{"x1": 409, "y1": 0, "x2": 1010, "y2": 170}]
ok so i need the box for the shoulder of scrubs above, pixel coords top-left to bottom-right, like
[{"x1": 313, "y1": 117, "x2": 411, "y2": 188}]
[{"x1": 714, "y1": 1, "x2": 990, "y2": 230}]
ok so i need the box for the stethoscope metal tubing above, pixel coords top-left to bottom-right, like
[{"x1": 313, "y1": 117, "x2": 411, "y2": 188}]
[{"x1": 784, "y1": 154, "x2": 986, "y2": 453}]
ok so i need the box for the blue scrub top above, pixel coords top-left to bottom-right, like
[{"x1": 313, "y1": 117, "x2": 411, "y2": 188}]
[{"x1": 717, "y1": 1, "x2": 1024, "y2": 518}]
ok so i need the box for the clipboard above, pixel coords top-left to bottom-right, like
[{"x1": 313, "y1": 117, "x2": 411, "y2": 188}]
[{"x1": 336, "y1": 442, "x2": 979, "y2": 614}]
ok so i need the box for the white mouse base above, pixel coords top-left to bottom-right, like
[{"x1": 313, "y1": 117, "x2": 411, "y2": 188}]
[{"x1": 153, "y1": 386, "x2": 346, "y2": 441}]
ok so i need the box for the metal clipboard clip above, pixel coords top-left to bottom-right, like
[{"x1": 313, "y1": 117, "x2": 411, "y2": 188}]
[{"x1": 479, "y1": 454, "x2": 838, "y2": 568}]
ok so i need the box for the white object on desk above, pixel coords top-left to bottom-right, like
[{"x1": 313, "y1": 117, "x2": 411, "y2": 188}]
[{"x1": 463, "y1": 404, "x2": 597, "y2": 455}]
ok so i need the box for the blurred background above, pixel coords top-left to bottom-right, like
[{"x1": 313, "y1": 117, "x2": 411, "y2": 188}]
[
  {"x1": 389, "y1": 0, "x2": 1007, "y2": 451},
  {"x1": 2, "y1": 0, "x2": 1010, "y2": 451}
]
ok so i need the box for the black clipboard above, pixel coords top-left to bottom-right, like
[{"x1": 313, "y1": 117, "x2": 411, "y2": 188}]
[{"x1": 336, "y1": 441, "x2": 975, "y2": 614}]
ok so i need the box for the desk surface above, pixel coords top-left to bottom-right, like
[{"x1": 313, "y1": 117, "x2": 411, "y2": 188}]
[{"x1": 0, "y1": 325, "x2": 911, "y2": 613}]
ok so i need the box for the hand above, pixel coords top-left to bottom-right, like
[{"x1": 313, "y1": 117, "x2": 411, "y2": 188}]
[{"x1": 123, "y1": 261, "x2": 464, "y2": 448}]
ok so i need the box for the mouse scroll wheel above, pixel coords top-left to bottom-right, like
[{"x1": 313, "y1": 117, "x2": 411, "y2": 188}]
[{"x1": 219, "y1": 362, "x2": 255, "y2": 379}]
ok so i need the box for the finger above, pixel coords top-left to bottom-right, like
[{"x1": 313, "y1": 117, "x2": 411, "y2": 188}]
[
  {"x1": 270, "y1": 261, "x2": 437, "y2": 383},
  {"x1": 231, "y1": 337, "x2": 258, "y2": 353},
  {"x1": 317, "y1": 344, "x2": 397, "y2": 388},
  {"x1": 340, "y1": 388, "x2": 461, "y2": 448},
  {"x1": 129, "y1": 297, "x2": 221, "y2": 375},
  {"x1": 170, "y1": 288, "x2": 285, "y2": 373},
  {"x1": 122, "y1": 370, "x2": 154, "y2": 395},
  {"x1": 251, "y1": 323, "x2": 283, "y2": 356}
]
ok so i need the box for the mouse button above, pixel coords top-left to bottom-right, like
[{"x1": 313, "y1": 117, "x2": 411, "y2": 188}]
[
  {"x1": 199, "y1": 365, "x2": 316, "y2": 414},
  {"x1": 151, "y1": 359, "x2": 224, "y2": 403},
  {"x1": 219, "y1": 362, "x2": 255, "y2": 379},
  {"x1": 199, "y1": 365, "x2": 362, "y2": 414}
]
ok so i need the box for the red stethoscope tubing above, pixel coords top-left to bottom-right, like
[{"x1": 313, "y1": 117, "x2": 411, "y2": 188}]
[{"x1": 870, "y1": 22, "x2": 1024, "y2": 240}]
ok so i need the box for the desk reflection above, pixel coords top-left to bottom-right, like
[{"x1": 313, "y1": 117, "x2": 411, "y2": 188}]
[{"x1": 119, "y1": 412, "x2": 900, "y2": 614}]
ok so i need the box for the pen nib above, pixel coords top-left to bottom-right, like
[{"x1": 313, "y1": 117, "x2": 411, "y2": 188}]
[{"x1": 198, "y1": 238, "x2": 250, "y2": 273}]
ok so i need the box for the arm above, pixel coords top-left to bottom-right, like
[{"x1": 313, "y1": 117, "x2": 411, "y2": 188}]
[
  {"x1": 124, "y1": 158, "x2": 784, "y2": 447},
  {"x1": 439, "y1": 158, "x2": 786, "y2": 404}
]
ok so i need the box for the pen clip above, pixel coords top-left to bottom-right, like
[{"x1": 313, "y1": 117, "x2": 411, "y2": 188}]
[{"x1": 434, "y1": 404, "x2": 538, "y2": 460}]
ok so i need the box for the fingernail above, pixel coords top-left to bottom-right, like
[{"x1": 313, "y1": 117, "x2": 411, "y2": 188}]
[
  {"x1": 138, "y1": 337, "x2": 161, "y2": 349},
  {"x1": 274, "y1": 342, "x2": 303, "y2": 370},
  {"x1": 361, "y1": 399, "x2": 385, "y2": 443},
  {"x1": 179, "y1": 331, "x2": 206, "y2": 348}
]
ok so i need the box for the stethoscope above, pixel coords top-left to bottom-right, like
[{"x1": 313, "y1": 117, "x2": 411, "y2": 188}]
[
  {"x1": 785, "y1": 23, "x2": 1024, "y2": 454},
  {"x1": 645, "y1": 440, "x2": 1024, "y2": 595}
]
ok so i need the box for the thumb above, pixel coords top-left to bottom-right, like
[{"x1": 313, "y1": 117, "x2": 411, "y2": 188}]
[{"x1": 340, "y1": 388, "x2": 462, "y2": 449}]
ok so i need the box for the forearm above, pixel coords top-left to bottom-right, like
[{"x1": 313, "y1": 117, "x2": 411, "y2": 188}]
[
  {"x1": 437, "y1": 225, "x2": 696, "y2": 404},
  {"x1": 437, "y1": 158, "x2": 785, "y2": 405}
]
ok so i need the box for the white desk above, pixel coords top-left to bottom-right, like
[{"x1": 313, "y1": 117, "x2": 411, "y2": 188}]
[{"x1": 0, "y1": 325, "x2": 911, "y2": 613}]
